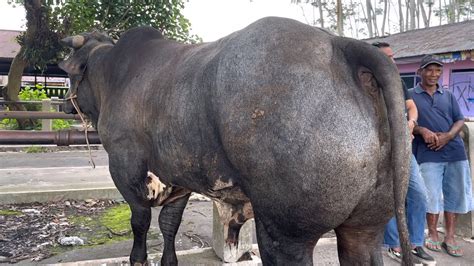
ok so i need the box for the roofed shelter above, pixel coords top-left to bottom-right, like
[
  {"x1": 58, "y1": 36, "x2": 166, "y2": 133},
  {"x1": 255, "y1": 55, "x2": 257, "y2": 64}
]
[
  {"x1": 367, "y1": 20, "x2": 474, "y2": 118},
  {"x1": 0, "y1": 29, "x2": 68, "y2": 98}
]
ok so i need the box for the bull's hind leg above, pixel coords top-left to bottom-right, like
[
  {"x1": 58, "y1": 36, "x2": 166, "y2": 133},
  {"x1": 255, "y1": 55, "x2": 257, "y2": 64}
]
[
  {"x1": 159, "y1": 193, "x2": 191, "y2": 266},
  {"x1": 334, "y1": 225, "x2": 384, "y2": 266},
  {"x1": 254, "y1": 216, "x2": 317, "y2": 265}
]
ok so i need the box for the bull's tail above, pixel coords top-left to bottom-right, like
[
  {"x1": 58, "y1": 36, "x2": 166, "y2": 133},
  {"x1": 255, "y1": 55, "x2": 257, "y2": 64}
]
[{"x1": 332, "y1": 37, "x2": 412, "y2": 265}]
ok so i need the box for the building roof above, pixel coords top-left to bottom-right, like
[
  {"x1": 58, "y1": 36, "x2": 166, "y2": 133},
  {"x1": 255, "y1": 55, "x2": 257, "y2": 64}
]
[
  {"x1": 0, "y1": 29, "x2": 21, "y2": 59},
  {"x1": 366, "y1": 20, "x2": 474, "y2": 60}
]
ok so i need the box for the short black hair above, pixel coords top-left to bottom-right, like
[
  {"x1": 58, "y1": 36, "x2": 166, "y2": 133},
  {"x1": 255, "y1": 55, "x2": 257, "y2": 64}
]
[{"x1": 372, "y1": 41, "x2": 390, "y2": 48}]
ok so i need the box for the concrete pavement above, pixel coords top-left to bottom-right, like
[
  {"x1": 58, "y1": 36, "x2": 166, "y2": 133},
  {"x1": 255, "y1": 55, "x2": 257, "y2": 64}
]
[
  {"x1": 0, "y1": 147, "x2": 121, "y2": 204},
  {"x1": 1, "y1": 148, "x2": 474, "y2": 265}
]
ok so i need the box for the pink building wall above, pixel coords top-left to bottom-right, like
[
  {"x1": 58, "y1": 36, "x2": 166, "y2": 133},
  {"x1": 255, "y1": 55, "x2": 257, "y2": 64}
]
[
  {"x1": 397, "y1": 59, "x2": 474, "y2": 117},
  {"x1": 397, "y1": 60, "x2": 474, "y2": 87}
]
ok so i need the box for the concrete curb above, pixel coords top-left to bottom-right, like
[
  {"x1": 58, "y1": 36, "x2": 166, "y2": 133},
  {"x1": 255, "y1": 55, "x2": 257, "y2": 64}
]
[
  {"x1": 0, "y1": 187, "x2": 122, "y2": 205},
  {"x1": 44, "y1": 245, "x2": 263, "y2": 266}
]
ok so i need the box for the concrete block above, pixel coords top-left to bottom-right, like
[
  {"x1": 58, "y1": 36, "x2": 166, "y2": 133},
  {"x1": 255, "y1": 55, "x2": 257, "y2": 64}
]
[
  {"x1": 212, "y1": 202, "x2": 254, "y2": 263},
  {"x1": 459, "y1": 122, "x2": 474, "y2": 238}
]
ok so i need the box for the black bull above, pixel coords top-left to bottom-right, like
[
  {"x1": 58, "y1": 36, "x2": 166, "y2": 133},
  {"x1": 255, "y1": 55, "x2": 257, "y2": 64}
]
[{"x1": 59, "y1": 17, "x2": 412, "y2": 265}]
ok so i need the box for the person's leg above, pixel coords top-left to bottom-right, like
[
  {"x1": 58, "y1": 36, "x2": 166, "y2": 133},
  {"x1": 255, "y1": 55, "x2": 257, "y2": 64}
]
[
  {"x1": 440, "y1": 160, "x2": 473, "y2": 256},
  {"x1": 406, "y1": 154, "x2": 428, "y2": 247},
  {"x1": 419, "y1": 162, "x2": 445, "y2": 250},
  {"x1": 426, "y1": 213, "x2": 440, "y2": 249},
  {"x1": 383, "y1": 217, "x2": 399, "y2": 247},
  {"x1": 405, "y1": 155, "x2": 435, "y2": 262},
  {"x1": 443, "y1": 160, "x2": 473, "y2": 215},
  {"x1": 443, "y1": 212, "x2": 457, "y2": 245}
]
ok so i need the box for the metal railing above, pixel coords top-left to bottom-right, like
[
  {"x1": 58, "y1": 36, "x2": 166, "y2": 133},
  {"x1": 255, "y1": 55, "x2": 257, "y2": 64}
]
[
  {"x1": 0, "y1": 98, "x2": 100, "y2": 146},
  {"x1": 0, "y1": 130, "x2": 100, "y2": 146},
  {"x1": 1, "y1": 98, "x2": 74, "y2": 131}
]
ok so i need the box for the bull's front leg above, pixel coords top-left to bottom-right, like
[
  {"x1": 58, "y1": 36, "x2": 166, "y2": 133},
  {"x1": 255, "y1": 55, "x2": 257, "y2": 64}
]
[{"x1": 108, "y1": 152, "x2": 151, "y2": 265}]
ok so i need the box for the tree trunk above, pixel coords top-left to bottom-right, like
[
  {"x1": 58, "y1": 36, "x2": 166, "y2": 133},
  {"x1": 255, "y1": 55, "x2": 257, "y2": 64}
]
[
  {"x1": 336, "y1": 0, "x2": 344, "y2": 36},
  {"x1": 366, "y1": 0, "x2": 374, "y2": 37},
  {"x1": 381, "y1": 0, "x2": 388, "y2": 35},
  {"x1": 2, "y1": 49, "x2": 35, "y2": 129},
  {"x1": 418, "y1": 0, "x2": 429, "y2": 27},
  {"x1": 405, "y1": 0, "x2": 411, "y2": 31},
  {"x1": 350, "y1": 0, "x2": 360, "y2": 38},
  {"x1": 2, "y1": 0, "x2": 43, "y2": 129},
  {"x1": 318, "y1": 0, "x2": 325, "y2": 28},
  {"x1": 398, "y1": 0, "x2": 405, "y2": 32},
  {"x1": 371, "y1": 0, "x2": 379, "y2": 36},
  {"x1": 439, "y1": 0, "x2": 443, "y2": 25},
  {"x1": 454, "y1": 0, "x2": 460, "y2": 22},
  {"x1": 448, "y1": 0, "x2": 455, "y2": 23},
  {"x1": 409, "y1": 0, "x2": 416, "y2": 29},
  {"x1": 428, "y1": 0, "x2": 433, "y2": 25}
]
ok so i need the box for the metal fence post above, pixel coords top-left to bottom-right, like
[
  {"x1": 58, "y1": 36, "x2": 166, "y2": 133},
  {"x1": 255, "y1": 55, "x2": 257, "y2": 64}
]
[{"x1": 42, "y1": 98, "x2": 52, "y2": 131}]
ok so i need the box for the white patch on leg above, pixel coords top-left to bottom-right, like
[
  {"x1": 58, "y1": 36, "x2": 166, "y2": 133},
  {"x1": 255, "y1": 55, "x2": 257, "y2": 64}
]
[{"x1": 146, "y1": 171, "x2": 166, "y2": 200}]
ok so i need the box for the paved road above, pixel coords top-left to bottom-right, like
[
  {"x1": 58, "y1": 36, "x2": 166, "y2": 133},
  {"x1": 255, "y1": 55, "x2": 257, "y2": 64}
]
[
  {"x1": 0, "y1": 149, "x2": 117, "y2": 203},
  {"x1": 0, "y1": 149, "x2": 211, "y2": 202},
  {"x1": 1, "y1": 149, "x2": 474, "y2": 265}
]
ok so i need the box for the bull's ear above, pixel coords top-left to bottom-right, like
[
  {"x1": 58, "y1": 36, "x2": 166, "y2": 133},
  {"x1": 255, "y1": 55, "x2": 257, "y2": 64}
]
[{"x1": 59, "y1": 56, "x2": 86, "y2": 75}]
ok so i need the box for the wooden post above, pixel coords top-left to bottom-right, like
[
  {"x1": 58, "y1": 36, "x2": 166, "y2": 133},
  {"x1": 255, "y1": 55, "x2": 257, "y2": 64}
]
[{"x1": 41, "y1": 98, "x2": 52, "y2": 131}]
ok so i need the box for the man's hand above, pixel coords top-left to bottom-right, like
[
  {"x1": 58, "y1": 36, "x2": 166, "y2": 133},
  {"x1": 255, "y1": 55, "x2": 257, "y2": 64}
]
[
  {"x1": 420, "y1": 127, "x2": 439, "y2": 147},
  {"x1": 429, "y1": 132, "x2": 453, "y2": 151}
]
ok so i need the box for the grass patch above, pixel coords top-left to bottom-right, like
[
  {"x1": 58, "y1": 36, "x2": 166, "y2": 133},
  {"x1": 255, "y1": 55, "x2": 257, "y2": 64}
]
[
  {"x1": 100, "y1": 204, "x2": 131, "y2": 235},
  {"x1": 0, "y1": 209, "x2": 22, "y2": 216},
  {"x1": 66, "y1": 203, "x2": 132, "y2": 248},
  {"x1": 24, "y1": 146, "x2": 48, "y2": 153}
]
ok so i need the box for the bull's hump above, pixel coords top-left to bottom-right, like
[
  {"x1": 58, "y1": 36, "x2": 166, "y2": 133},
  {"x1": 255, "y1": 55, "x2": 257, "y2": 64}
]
[{"x1": 117, "y1": 26, "x2": 163, "y2": 46}]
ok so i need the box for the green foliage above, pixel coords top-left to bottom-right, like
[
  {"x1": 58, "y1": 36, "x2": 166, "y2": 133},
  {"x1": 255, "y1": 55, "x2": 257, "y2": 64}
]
[
  {"x1": 0, "y1": 86, "x2": 73, "y2": 130},
  {"x1": 0, "y1": 86, "x2": 45, "y2": 129},
  {"x1": 52, "y1": 119, "x2": 74, "y2": 130},
  {"x1": 19, "y1": 86, "x2": 48, "y2": 112},
  {"x1": 0, "y1": 209, "x2": 23, "y2": 216},
  {"x1": 8, "y1": 0, "x2": 201, "y2": 73},
  {"x1": 24, "y1": 146, "x2": 48, "y2": 153},
  {"x1": 49, "y1": 0, "x2": 201, "y2": 43}
]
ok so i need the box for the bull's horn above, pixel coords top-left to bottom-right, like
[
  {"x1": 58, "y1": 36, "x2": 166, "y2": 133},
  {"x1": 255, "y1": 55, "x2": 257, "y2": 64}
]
[{"x1": 61, "y1": 35, "x2": 85, "y2": 49}]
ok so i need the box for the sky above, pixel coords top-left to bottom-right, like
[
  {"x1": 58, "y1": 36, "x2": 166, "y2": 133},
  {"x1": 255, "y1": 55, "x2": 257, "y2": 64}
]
[{"x1": 0, "y1": 0, "x2": 311, "y2": 42}]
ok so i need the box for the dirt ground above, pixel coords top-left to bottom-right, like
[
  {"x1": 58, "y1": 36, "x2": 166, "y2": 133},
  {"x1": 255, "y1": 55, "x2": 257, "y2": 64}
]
[{"x1": 0, "y1": 199, "x2": 214, "y2": 264}]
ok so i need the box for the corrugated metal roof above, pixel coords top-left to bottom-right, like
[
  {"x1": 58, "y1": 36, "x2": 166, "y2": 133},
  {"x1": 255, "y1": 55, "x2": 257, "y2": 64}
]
[
  {"x1": 366, "y1": 20, "x2": 474, "y2": 59},
  {"x1": 0, "y1": 29, "x2": 21, "y2": 59}
]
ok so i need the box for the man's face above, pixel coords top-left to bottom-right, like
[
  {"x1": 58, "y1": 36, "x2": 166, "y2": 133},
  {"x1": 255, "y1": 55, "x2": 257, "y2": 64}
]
[
  {"x1": 419, "y1": 64, "x2": 443, "y2": 87},
  {"x1": 379, "y1": 47, "x2": 395, "y2": 63}
]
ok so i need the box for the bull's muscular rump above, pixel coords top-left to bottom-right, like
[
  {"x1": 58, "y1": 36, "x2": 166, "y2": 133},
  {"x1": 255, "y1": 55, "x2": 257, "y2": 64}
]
[{"x1": 60, "y1": 17, "x2": 411, "y2": 265}]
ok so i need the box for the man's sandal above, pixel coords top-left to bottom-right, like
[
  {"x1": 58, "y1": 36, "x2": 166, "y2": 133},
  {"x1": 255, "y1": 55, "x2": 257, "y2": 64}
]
[
  {"x1": 441, "y1": 242, "x2": 463, "y2": 257},
  {"x1": 424, "y1": 238, "x2": 442, "y2": 252}
]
